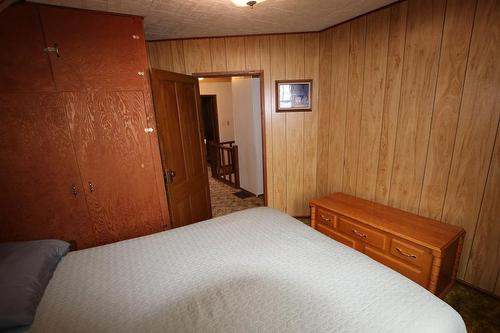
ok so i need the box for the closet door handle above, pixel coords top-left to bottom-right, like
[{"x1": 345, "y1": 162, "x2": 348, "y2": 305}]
[
  {"x1": 44, "y1": 43, "x2": 60, "y2": 57},
  {"x1": 71, "y1": 185, "x2": 78, "y2": 196},
  {"x1": 88, "y1": 181, "x2": 95, "y2": 193}
]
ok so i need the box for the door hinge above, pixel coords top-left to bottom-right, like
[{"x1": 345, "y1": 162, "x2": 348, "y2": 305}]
[
  {"x1": 164, "y1": 169, "x2": 176, "y2": 184},
  {"x1": 44, "y1": 43, "x2": 60, "y2": 57}
]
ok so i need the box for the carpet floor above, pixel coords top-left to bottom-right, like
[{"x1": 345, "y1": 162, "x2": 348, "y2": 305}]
[{"x1": 208, "y1": 173, "x2": 263, "y2": 217}]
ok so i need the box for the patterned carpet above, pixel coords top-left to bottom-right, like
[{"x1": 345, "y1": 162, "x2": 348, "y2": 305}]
[{"x1": 208, "y1": 173, "x2": 264, "y2": 217}]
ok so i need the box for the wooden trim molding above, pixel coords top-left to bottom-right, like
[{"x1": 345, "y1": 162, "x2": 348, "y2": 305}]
[{"x1": 193, "y1": 70, "x2": 268, "y2": 206}]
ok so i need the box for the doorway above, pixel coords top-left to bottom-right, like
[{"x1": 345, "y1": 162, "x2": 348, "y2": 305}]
[{"x1": 197, "y1": 72, "x2": 266, "y2": 217}]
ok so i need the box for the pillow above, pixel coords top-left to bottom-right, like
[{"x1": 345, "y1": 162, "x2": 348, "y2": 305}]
[{"x1": 0, "y1": 240, "x2": 70, "y2": 330}]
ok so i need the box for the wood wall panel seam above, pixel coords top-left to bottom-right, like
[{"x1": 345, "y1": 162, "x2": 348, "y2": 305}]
[
  {"x1": 418, "y1": 0, "x2": 478, "y2": 220},
  {"x1": 381, "y1": 1, "x2": 409, "y2": 206},
  {"x1": 432, "y1": 0, "x2": 479, "y2": 222}
]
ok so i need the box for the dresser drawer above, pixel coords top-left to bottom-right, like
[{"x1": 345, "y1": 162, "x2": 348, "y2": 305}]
[
  {"x1": 390, "y1": 238, "x2": 432, "y2": 270},
  {"x1": 317, "y1": 223, "x2": 359, "y2": 248},
  {"x1": 316, "y1": 208, "x2": 337, "y2": 229},
  {"x1": 338, "y1": 216, "x2": 387, "y2": 250},
  {"x1": 364, "y1": 246, "x2": 430, "y2": 288}
]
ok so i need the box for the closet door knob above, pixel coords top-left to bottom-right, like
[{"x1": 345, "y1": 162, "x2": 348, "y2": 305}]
[
  {"x1": 88, "y1": 181, "x2": 95, "y2": 193},
  {"x1": 44, "y1": 43, "x2": 60, "y2": 57},
  {"x1": 72, "y1": 185, "x2": 78, "y2": 196}
]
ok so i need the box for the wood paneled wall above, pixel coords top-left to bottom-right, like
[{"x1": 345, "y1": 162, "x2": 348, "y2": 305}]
[
  {"x1": 147, "y1": 0, "x2": 500, "y2": 294},
  {"x1": 148, "y1": 33, "x2": 321, "y2": 217}
]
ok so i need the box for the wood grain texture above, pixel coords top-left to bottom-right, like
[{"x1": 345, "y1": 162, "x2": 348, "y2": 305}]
[
  {"x1": 464, "y1": 121, "x2": 500, "y2": 291},
  {"x1": 342, "y1": 17, "x2": 366, "y2": 195},
  {"x1": 146, "y1": 0, "x2": 500, "y2": 293},
  {"x1": 285, "y1": 34, "x2": 305, "y2": 216},
  {"x1": 270, "y1": 35, "x2": 287, "y2": 211},
  {"x1": 356, "y1": 8, "x2": 390, "y2": 201},
  {"x1": 0, "y1": 93, "x2": 93, "y2": 248},
  {"x1": 375, "y1": 1, "x2": 408, "y2": 204},
  {"x1": 225, "y1": 37, "x2": 246, "y2": 71},
  {"x1": 147, "y1": 41, "x2": 174, "y2": 71},
  {"x1": 441, "y1": 0, "x2": 500, "y2": 278},
  {"x1": 419, "y1": 0, "x2": 477, "y2": 219},
  {"x1": 183, "y1": 38, "x2": 212, "y2": 74},
  {"x1": 311, "y1": 192, "x2": 464, "y2": 295},
  {"x1": 303, "y1": 33, "x2": 320, "y2": 214},
  {"x1": 326, "y1": 23, "x2": 349, "y2": 195},
  {"x1": 39, "y1": 5, "x2": 147, "y2": 91},
  {"x1": 150, "y1": 70, "x2": 212, "y2": 228},
  {"x1": 0, "y1": 3, "x2": 55, "y2": 92},
  {"x1": 142, "y1": 71, "x2": 171, "y2": 230},
  {"x1": 259, "y1": 35, "x2": 274, "y2": 207},
  {"x1": 170, "y1": 40, "x2": 187, "y2": 74},
  {"x1": 316, "y1": 28, "x2": 333, "y2": 197},
  {"x1": 244, "y1": 36, "x2": 260, "y2": 71},
  {"x1": 65, "y1": 91, "x2": 163, "y2": 246},
  {"x1": 389, "y1": 0, "x2": 446, "y2": 213},
  {"x1": 210, "y1": 38, "x2": 227, "y2": 72}
]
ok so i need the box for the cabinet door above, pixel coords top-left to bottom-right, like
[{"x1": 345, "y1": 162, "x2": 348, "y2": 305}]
[
  {"x1": 39, "y1": 6, "x2": 147, "y2": 91},
  {"x1": 64, "y1": 91, "x2": 163, "y2": 245},
  {"x1": 0, "y1": 93, "x2": 94, "y2": 248},
  {"x1": 0, "y1": 4, "x2": 55, "y2": 92}
]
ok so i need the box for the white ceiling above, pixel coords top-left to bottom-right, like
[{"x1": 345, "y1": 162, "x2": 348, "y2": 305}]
[{"x1": 30, "y1": 0, "x2": 398, "y2": 41}]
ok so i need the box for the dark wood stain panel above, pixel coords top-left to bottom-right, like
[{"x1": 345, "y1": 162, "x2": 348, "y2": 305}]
[
  {"x1": 64, "y1": 91, "x2": 163, "y2": 245},
  {"x1": 150, "y1": 70, "x2": 212, "y2": 228},
  {"x1": 0, "y1": 93, "x2": 94, "y2": 248},
  {"x1": 39, "y1": 5, "x2": 147, "y2": 91},
  {"x1": 0, "y1": 3, "x2": 55, "y2": 92}
]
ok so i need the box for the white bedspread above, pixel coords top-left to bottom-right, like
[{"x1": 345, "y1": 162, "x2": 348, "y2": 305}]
[{"x1": 29, "y1": 208, "x2": 465, "y2": 333}]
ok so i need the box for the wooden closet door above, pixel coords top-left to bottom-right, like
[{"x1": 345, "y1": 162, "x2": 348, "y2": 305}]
[
  {"x1": 0, "y1": 3, "x2": 55, "y2": 92},
  {"x1": 0, "y1": 93, "x2": 93, "y2": 248},
  {"x1": 39, "y1": 5, "x2": 147, "y2": 91},
  {"x1": 64, "y1": 91, "x2": 163, "y2": 245}
]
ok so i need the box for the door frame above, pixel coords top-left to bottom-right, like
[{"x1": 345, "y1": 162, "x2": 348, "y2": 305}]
[{"x1": 193, "y1": 70, "x2": 267, "y2": 206}]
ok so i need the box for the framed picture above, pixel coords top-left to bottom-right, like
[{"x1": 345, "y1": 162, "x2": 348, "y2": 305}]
[{"x1": 275, "y1": 80, "x2": 312, "y2": 112}]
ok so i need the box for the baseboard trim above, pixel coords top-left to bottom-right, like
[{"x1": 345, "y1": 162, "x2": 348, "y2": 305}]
[{"x1": 455, "y1": 279, "x2": 500, "y2": 300}]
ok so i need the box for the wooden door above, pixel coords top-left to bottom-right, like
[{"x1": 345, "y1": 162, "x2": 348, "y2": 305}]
[
  {"x1": 201, "y1": 95, "x2": 220, "y2": 144},
  {"x1": 0, "y1": 93, "x2": 94, "y2": 248},
  {"x1": 0, "y1": 3, "x2": 55, "y2": 92},
  {"x1": 38, "y1": 5, "x2": 147, "y2": 91},
  {"x1": 64, "y1": 91, "x2": 164, "y2": 245},
  {"x1": 201, "y1": 95, "x2": 220, "y2": 168},
  {"x1": 150, "y1": 69, "x2": 212, "y2": 228}
]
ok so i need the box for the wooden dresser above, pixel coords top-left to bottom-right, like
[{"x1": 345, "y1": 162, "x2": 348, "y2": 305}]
[{"x1": 310, "y1": 193, "x2": 465, "y2": 297}]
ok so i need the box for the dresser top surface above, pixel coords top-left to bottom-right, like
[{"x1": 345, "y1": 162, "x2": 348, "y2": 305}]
[{"x1": 310, "y1": 193, "x2": 465, "y2": 251}]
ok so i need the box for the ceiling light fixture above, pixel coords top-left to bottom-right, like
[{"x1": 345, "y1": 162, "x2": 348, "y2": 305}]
[{"x1": 231, "y1": 0, "x2": 265, "y2": 8}]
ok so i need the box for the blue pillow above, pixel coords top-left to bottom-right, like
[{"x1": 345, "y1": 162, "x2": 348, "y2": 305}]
[{"x1": 0, "y1": 240, "x2": 70, "y2": 330}]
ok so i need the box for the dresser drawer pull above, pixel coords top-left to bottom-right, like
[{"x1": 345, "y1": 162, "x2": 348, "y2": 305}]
[
  {"x1": 396, "y1": 247, "x2": 417, "y2": 259},
  {"x1": 352, "y1": 229, "x2": 367, "y2": 238},
  {"x1": 320, "y1": 214, "x2": 331, "y2": 222}
]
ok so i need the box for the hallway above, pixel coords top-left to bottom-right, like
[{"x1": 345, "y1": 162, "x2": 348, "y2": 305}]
[{"x1": 208, "y1": 174, "x2": 264, "y2": 217}]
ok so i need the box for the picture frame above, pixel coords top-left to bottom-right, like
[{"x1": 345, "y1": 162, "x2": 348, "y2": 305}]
[{"x1": 275, "y1": 80, "x2": 312, "y2": 112}]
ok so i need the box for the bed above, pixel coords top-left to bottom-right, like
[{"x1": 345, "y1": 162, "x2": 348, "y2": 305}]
[{"x1": 27, "y1": 207, "x2": 465, "y2": 332}]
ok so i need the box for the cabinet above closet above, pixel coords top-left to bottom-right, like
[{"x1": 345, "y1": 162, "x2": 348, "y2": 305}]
[{"x1": 0, "y1": 3, "x2": 148, "y2": 92}]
